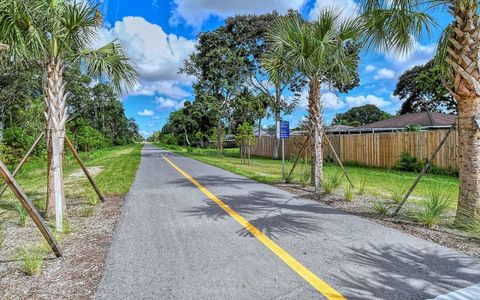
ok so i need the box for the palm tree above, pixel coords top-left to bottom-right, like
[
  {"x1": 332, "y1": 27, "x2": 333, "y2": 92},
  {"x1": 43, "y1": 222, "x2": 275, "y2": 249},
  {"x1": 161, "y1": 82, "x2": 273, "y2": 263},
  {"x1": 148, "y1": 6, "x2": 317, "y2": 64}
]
[
  {"x1": 360, "y1": 0, "x2": 479, "y2": 222},
  {"x1": 267, "y1": 11, "x2": 361, "y2": 193},
  {"x1": 0, "y1": 0, "x2": 137, "y2": 231}
]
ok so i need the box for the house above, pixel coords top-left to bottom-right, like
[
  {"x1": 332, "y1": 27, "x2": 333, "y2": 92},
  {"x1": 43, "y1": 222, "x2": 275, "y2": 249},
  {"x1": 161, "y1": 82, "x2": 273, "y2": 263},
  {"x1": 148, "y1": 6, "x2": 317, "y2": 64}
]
[{"x1": 349, "y1": 112, "x2": 456, "y2": 133}]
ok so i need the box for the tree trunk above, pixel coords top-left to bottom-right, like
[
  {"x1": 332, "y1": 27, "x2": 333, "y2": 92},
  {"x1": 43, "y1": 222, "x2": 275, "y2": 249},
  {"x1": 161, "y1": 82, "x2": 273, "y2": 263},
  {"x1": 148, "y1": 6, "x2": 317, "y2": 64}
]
[
  {"x1": 44, "y1": 58, "x2": 68, "y2": 232},
  {"x1": 258, "y1": 116, "x2": 262, "y2": 139},
  {"x1": 308, "y1": 78, "x2": 323, "y2": 193},
  {"x1": 447, "y1": 1, "x2": 480, "y2": 222},
  {"x1": 273, "y1": 110, "x2": 280, "y2": 159},
  {"x1": 184, "y1": 127, "x2": 191, "y2": 146},
  {"x1": 0, "y1": 103, "x2": 4, "y2": 142},
  {"x1": 216, "y1": 123, "x2": 223, "y2": 156}
]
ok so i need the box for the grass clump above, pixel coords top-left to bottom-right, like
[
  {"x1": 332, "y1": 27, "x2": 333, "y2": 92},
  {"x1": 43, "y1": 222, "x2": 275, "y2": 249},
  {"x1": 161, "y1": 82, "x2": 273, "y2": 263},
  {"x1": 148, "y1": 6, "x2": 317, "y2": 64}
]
[
  {"x1": 14, "y1": 202, "x2": 28, "y2": 227},
  {"x1": 415, "y1": 190, "x2": 450, "y2": 228},
  {"x1": 389, "y1": 188, "x2": 405, "y2": 204},
  {"x1": 17, "y1": 244, "x2": 45, "y2": 276},
  {"x1": 0, "y1": 225, "x2": 5, "y2": 247},
  {"x1": 322, "y1": 173, "x2": 342, "y2": 195},
  {"x1": 81, "y1": 206, "x2": 95, "y2": 217},
  {"x1": 356, "y1": 178, "x2": 367, "y2": 195},
  {"x1": 344, "y1": 184, "x2": 354, "y2": 202},
  {"x1": 372, "y1": 201, "x2": 389, "y2": 217}
]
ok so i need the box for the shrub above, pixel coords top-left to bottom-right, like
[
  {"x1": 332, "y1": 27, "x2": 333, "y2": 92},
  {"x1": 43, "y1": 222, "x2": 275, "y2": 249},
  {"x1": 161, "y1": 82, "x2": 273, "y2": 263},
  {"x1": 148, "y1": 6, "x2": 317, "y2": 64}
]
[
  {"x1": 393, "y1": 152, "x2": 422, "y2": 173},
  {"x1": 415, "y1": 190, "x2": 451, "y2": 228},
  {"x1": 17, "y1": 245, "x2": 45, "y2": 276},
  {"x1": 344, "y1": 184, "x2": 354, "y2": 202},
  {"x1": 372, "y1": 201, "x2": 389, "y2": 217},
  {"x1": 322, "y1": 173, "x2": 342, "y2": 195},
  {"x1": 404, "y1": 123, "x2": 421, "y2": 132},
  {"x1": 14, "y1": 202, "x2": 28, "y2": 227}
]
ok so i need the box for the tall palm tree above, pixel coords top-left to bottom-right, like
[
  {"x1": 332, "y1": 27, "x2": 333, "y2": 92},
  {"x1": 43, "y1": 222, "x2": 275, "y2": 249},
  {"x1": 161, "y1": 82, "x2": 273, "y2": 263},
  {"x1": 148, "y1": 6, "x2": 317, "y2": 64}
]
[
  {"x1": 361, "y1": 0, "x2": 480, "y2": 222},
  {"x1": 0, "y1": 0, "x2": 137, "y2": 231},
  {"x1": 267, "y1": 11, "x2": 361, "y2": 193}
]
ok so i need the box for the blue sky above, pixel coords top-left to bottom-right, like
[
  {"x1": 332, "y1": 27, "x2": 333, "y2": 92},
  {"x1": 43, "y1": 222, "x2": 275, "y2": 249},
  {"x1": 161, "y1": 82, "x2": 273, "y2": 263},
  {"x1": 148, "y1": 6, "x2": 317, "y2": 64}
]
[{"x1": 97, "y1": 0, "x2": 452, "y2": 137}]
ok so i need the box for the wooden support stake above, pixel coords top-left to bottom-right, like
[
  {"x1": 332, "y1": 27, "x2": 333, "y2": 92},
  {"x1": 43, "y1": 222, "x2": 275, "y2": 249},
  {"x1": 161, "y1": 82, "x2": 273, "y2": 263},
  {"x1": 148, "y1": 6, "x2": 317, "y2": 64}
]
[
  {"x1": 324, "y1": 134, "x2": 355, "y2": 189},
  {"x1": 65, "y1": 135, "x2": 105, "y2": 202},
  {"x1": 0, "y1": 132, "x2": 44, "y2": 199},
  {"x1": 285, "y1": 136, "x2": 309, "y2": 183},
  {"x1": 393, "y1": 125, "x2": 456, "y2": 217},
  {"x1": 0, "y1": 159, "x2": 62, "y2": 257}
]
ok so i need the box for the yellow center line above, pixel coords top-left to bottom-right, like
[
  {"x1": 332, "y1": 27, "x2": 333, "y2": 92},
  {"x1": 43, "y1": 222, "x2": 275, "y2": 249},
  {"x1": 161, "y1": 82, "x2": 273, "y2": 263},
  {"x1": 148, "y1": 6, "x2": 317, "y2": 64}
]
[{"x1": 163, "y1": 156, "x2": 346, "y2": 300}]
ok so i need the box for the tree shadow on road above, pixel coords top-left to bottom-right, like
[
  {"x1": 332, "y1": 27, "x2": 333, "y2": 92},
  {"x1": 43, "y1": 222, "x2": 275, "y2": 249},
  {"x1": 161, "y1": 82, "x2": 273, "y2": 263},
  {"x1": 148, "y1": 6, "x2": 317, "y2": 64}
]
[
  {"x1": 332, "y1": 243, "x2": 480, "y2": 300},
  {"x1": 181, "y1": 187, "x2": 347, "y2": 240}
]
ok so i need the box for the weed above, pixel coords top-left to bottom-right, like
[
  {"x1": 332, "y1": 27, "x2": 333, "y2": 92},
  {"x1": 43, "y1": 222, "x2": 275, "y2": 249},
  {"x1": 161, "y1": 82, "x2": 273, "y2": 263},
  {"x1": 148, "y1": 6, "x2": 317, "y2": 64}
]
[
  {"x1": 372, "y1": 201, "x2": 389, "y2": 217},
  {"x1": 389, "y1": 188, "x2": 405, "y2": 204},
  {"x1": 14, "y1": 202, "x2": 28, "y2": 227},
  {"x1": 81, "y1": 206, "x2": 95, "y2": 217},
  {"x1": 415, "y1": 190, "x2": 450, "y2": 228},
  {"x1": 0, "y1": 225, "x2": 5, "y2": 247},
  {"x1": 32, "y1": 198, "x2": 46, "y2": 211},
  {"x1": 17, "y1": 244, "x2": 45, "y2": 276},
  {"x1": 85, "y1": 190, "x2": 98, "y2": 206},
  {"x1": 322, "y1": 173, "x2": 342, "y2": 195},
  {"x1": 344, "y1": 184, "x2": 354, "y2": 202},
  {"x1": 356, "y1": 178, "x2": 367, "y2": 195}
]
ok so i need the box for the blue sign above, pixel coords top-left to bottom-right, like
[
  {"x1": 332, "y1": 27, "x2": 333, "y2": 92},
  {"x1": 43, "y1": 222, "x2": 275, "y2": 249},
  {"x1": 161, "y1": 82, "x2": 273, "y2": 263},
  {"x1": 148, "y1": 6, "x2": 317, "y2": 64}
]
[{"x1": 280, "y1": 121, "x2": 290, "y2": 138}]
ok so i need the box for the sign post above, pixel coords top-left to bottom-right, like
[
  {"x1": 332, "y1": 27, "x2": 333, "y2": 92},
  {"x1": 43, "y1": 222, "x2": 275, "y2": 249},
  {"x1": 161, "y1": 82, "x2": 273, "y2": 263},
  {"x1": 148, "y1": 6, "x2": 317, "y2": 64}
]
[{"x1": 280, "y1": 120, "x2": 290, "y2": 180}]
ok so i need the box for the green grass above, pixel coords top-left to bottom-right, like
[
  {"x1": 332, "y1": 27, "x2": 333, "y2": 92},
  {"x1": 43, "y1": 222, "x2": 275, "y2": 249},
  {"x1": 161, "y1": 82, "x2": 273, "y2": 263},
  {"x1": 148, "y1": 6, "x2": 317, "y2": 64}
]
[
  {"x1": 156, "y1": 143, "x2": 459, "y2": 208},
  {"x1": 17, "y1": 244, "x2": 46, "y2": 276},
  {"x1": 0, "y1": 144, "x2": 142, "y2": 216}
]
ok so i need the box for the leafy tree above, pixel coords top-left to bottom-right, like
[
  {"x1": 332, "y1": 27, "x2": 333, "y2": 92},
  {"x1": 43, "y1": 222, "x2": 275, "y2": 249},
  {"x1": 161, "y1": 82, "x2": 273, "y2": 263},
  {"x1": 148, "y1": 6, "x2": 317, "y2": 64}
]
[
  {"x1": 183, "y1": 27, "x2": 248, "y2": 155},
  {"x1": 224, "y1": 12, "x2": 302, "y2": 158},
  {"x1": 0, "y1": 0, "x2": 137, "y2": 227},
  {"x1": 235, "y1": 122, "x2": 255, "y2": 165},
  {"x1": 267, "y1": 10, "x2": 361, "y2": 193},
  {"x1": 360, "y1": 0, "x2": 480, "y2": 222},
  {"x1": 333, "y1": 105, "x2": 393, "y2": 127},
  {"x1": 394, "y1": 60, "x2": 456, "y2": 114}
]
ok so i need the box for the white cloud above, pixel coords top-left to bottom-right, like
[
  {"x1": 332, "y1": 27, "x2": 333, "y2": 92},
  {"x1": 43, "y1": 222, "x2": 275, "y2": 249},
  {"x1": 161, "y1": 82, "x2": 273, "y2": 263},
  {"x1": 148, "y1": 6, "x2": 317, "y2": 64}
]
[
  {"x1": 374, "y1": 68, "x2": 396, "y2": 80},
  {"x1": 308, "y1": 0, "x2": 359, "y2": 21},
  {"x1": 297, "y1": 90, "x2": 345, "y2": 110},
  {"x1": 96, "y1": 17, "x2": 195, "y2": 98},
  {"x1": 385, "y1": 41, "x2": 436, "y2": 72},
  {"x1": 345, "y1": 94, "x2": 390, "y2": 107},
  {"x1": 170, "y1": 0, "x2": 306, "y2": 28},
  {"x1": 137, "y1": 109, "x2": 155, "y2": 116},
  {"x1": 155, "y1": 96, "x2": 186, "y2": 110},
  {"x1": 365, "y1": 65, "x2": 376, "y2": 72},
  {"x1": 140, "y1": 130, "x2": 153, "y2": 137}
]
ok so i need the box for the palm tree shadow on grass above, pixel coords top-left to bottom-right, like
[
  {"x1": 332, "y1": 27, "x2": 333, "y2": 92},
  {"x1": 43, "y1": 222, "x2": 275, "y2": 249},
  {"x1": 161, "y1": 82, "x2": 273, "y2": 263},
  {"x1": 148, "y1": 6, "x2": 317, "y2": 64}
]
[{"x1": 332, "y1": 243, "x2": 480, "y2": 300}]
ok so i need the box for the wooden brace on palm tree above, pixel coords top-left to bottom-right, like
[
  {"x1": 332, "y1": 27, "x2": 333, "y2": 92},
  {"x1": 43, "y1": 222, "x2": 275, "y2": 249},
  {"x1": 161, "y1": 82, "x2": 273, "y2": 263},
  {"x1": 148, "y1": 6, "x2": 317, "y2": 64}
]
[
  {"x1": 0, "y1": 159, "x2": 62, "y2": 257},
  {"x1": 0, "y1": 132, "x2": 105, "y2": 202}
]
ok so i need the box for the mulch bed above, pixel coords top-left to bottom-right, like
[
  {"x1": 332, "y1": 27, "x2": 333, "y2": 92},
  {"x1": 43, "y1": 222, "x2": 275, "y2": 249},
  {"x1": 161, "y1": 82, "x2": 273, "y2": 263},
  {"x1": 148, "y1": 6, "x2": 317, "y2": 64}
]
[
  {"x1": 0, "y1": 196, "x2": 124, "y2": 299},
  {"x1": 275, "y1": 183, "x2": 480, "y2": 258}
]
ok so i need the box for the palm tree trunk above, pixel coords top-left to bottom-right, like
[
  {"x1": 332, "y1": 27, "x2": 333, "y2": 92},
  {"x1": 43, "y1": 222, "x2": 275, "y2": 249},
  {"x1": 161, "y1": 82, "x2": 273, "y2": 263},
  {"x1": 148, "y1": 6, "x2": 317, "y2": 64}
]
[
  {"x1": 44, "y1": 58, "x2": 68, "y2": 232},
  {"x1": 308, "y1": 78, "x2": 323, "y2": 193},
  {"x1": 273, "y1": 110, "x2": 281, "y2": 159},
  {"x1": 447, "y1": 1, "x2": 480, "y2": 222}
]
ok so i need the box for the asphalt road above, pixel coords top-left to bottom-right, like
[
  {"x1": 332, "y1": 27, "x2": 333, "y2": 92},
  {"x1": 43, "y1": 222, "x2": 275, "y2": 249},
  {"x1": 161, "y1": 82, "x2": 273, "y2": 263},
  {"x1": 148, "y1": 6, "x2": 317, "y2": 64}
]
[{"x1": 96, "y1": 144, "x2": 480, "y2": 299}]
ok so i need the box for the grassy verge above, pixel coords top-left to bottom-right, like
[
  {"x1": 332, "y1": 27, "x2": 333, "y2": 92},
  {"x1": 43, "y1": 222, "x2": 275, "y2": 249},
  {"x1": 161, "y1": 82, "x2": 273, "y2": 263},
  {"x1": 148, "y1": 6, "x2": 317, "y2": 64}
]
[
  {"x1": 0, "y1": 144, "x2": 142, "y2": 216},
  {"x1": 156, "y1": 143, "x2": 459, "y2": 208}
]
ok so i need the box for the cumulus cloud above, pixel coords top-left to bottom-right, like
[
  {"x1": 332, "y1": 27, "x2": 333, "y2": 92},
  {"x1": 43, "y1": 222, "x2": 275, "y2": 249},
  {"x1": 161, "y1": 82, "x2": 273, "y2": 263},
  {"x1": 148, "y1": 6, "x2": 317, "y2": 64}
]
[
  {"x1": 308, "y1": 0, "x2": 359, "y2": 21},
  {"x1": 297, "y1": 90, "x2": 345, "y2": 110},
  {"x1": 365, "y1": 65, "x2": 376, "y2": 72},
  {"x1": 170, "y1": 0, "x2": 306, "y2": 28},
  {"x1": 385, "y1": 41, "x2": 436, "y2": 72},
  {"x1": 137, "y1": 109, "x2": 155, "y2": 116},
  {"x1": 155, "y1": 96, "x2": 186, "y2": 110},
  {"x1": 374, "y1": 68, "x2": 396, "y2": 80},
  {"x1": 345, "y1": 94, "x2": 390, "y2": 107},
  {"x1": 96, "y1": 17, "x2": 195, "y2": 98}
]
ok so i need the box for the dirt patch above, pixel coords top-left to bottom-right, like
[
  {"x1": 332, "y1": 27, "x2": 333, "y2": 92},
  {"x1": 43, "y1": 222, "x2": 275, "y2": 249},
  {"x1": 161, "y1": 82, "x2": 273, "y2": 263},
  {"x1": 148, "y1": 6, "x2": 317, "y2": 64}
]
[
  {"x1": 275, "y1": 183, "x2": 480, "y2": 258},
  {"x1": 0, "y1": 195, "x2": 124, "y2": 299}
]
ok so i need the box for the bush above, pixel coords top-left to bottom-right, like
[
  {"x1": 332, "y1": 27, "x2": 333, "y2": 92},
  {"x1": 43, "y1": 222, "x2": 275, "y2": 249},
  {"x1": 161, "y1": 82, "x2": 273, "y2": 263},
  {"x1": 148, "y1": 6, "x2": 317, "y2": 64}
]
[
  {"x1": 76, "y1": 125, "x2": 111, "y2": 152},
  {"x1": 394, "y1": 152, "x2": 422, "y2": 173},
  {"x1": 414, "y1": 190, "x2": 450, "y2": 228},
  {"x1": 404, "y1": 124, "x2": 421, "y2": 132}
]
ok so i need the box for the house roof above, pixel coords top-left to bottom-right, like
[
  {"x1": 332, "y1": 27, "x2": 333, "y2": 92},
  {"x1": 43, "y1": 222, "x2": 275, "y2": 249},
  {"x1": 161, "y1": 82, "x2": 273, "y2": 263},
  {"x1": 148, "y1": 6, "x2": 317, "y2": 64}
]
[
  {"x1": 357, "y1": 112, "x2": 456, "y2": 129},
  {"x1": 326, "y1": 125, "x2": 354, "y2": 132}
]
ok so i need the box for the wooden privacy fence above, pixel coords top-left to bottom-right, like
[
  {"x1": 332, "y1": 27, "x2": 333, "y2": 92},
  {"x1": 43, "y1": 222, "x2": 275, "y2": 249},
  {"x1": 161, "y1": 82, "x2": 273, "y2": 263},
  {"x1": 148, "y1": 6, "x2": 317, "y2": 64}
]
[{"x1": 251, "y1": 129, "x2": 458, "y2": 170}]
